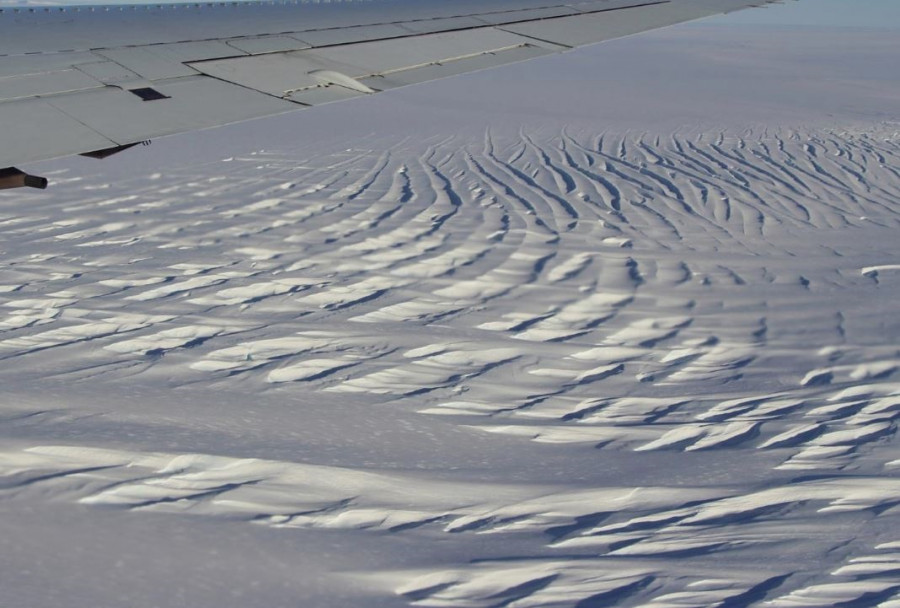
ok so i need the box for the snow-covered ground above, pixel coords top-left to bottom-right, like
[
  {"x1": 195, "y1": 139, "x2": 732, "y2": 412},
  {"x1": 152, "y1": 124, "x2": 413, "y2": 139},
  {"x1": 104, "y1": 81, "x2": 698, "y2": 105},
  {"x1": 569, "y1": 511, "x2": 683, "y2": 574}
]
[{"x1": 2, "y1": 9, "x2": 900, "y2": 608}]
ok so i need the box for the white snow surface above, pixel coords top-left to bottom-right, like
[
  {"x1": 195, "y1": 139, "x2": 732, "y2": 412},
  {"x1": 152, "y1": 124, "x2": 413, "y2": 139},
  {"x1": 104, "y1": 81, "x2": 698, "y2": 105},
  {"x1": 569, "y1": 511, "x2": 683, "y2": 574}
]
[{"x1": 2, "y1": 18, "x2": 900, "y2": 608}]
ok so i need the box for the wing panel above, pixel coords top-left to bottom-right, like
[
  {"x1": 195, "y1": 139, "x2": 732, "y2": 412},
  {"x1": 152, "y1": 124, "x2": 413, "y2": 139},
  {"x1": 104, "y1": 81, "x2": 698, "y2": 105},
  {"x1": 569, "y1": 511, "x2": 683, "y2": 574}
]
[
  {"x1": 0, "y1": 52, "x2": 100, "y2": 79},
  {"x1": 473, "y1": 6, "x2": 579, "y2": 24},
  {"x1": 190, "y1": 54, "x2": 324, "y2": 98},
  {"x1": 571, "y1": 0, "x2": 672, "y2": 12},
  {"x1": 293, "y1": 24, "x2": 414, "y2": 48},
  {"x1": 96, "y1": 48, "x2": 198, "y2": 81},
  {"x1": 500, "y1": 1, "x2": 713, "y2": 47},
  {"x1": 287, "y1": 86, "x2": 367, "y2": 106},
  {"x1": 225, "y1": 36, "x2": 312, "y2": 55},
  {"x1": 191, "y1": 28, "x2": 538, "y2": 99},
  {"x1": 0, "y1": 98, "x2": 115, "y2": 167},
  {"x1": 44, "y1": 76, "x2": 297, "y2": 145},
  {"x1": 143, "y1": 41, "x2": 249, "y2": 63},
  {"x1": 75, "y1": 60, "x2": 147, "y2": 87},
  {"x1": 397, "y1": 16, "x2": 489, "y2": 35},
  {"x1": 359, "y1": 44, "x2": 553, "y2": 90},
  {"x1": 0, "y1": 69, "x2": 102, "y2": 102},
  {"x1": 0, "y1": 1, "x2": 560, "y2": 55},
  {"x1": 307, "y1": 28, "x2": 534, "y2": 76}
]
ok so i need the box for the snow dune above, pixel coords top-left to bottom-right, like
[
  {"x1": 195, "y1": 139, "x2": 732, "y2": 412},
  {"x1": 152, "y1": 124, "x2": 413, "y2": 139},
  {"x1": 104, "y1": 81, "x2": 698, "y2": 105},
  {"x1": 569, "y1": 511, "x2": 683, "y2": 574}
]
[{"x1": 1, "y1": 124, "x2": 899, "y2": 607}]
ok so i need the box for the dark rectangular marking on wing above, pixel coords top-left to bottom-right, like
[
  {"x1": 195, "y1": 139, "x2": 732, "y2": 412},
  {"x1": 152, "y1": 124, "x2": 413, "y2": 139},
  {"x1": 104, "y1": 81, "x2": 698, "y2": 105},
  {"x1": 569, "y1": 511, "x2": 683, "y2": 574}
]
[{"x1": 129, "y1": 87, "x2": 169, "y2": 101}]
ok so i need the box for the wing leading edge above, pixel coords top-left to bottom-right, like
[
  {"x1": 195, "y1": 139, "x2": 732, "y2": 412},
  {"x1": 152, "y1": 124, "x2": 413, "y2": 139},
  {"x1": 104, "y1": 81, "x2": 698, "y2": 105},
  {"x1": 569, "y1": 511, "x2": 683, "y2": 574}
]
[{"x1": 0, "y1": 0, "x2": 783, "y2": 185}]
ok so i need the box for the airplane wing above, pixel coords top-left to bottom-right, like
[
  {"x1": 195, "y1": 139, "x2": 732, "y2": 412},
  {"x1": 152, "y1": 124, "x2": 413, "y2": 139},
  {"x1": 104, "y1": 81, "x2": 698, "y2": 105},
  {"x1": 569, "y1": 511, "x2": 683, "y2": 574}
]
[{"x1": 0, "y1": 0, "x2": 781, "y2": 187}]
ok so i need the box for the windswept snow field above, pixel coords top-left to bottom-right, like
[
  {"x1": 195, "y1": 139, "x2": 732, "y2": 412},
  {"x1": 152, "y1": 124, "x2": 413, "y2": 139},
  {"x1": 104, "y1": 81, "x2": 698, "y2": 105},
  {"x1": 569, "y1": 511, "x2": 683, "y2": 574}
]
[{"x1": 2, "y1": 10, "x2": 900, "y2": 608}]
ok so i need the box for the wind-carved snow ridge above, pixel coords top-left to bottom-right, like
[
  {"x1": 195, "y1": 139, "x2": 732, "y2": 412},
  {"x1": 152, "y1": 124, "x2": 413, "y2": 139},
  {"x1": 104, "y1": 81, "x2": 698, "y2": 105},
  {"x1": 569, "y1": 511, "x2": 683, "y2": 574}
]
[{"x1": 1, "y1": 126, "x2": 899, "y2": 607}]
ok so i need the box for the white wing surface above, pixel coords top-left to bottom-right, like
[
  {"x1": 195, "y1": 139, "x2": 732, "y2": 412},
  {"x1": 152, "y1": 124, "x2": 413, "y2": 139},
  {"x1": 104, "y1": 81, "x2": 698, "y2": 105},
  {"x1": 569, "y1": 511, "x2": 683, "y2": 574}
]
[{"x1": 0, "y1": 0, "x2": 779, "y2": 181}]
